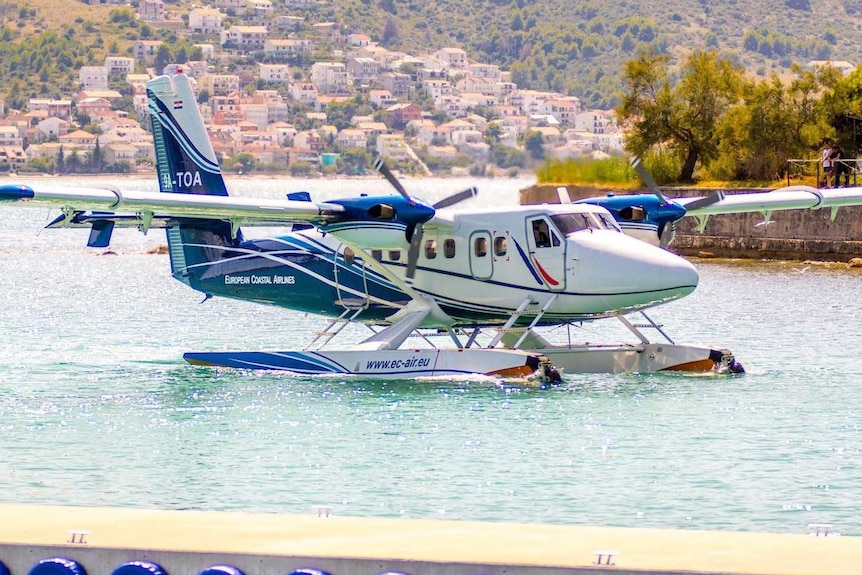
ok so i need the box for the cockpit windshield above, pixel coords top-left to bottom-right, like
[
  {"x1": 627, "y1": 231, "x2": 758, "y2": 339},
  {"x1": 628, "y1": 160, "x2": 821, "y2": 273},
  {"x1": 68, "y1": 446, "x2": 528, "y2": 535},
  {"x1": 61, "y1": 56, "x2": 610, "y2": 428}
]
[{"x1": 550, "y1": 211, "x2": 622, "y2": 235}]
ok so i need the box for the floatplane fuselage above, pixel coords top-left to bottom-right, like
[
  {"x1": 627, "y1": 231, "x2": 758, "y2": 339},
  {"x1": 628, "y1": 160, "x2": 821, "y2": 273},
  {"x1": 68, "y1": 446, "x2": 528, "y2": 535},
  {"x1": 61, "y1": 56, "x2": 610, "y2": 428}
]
[{"x1": 183, "y1": 203, "x2": 699, "y2": 328}]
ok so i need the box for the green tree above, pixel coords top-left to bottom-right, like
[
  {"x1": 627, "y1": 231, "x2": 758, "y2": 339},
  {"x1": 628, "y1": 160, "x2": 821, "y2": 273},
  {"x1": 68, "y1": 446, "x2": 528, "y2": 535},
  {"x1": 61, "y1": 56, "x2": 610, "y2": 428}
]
[
  {"x1": 523, "y1": 129, "x2": 546, "y2": 161},
  {"x1": 484, "y1": 123, "x2": 503, "y2": 146},
  {"x1": 617, "y1": 48, "x2": 745, "y2": 182},
  {"x1": 228, "y1": 152, "x2": 256, "y2": 174},
  {"x1": 67, "y1": 150, "x2": 80, "y2": 174},
  {"x1": 56, "y1": 145, "x2": 65, "y2": 174},
  {"x1": 382, "y1": 16, "x2": 400, "y2": 47},
  {"x1": 154, "y1": 44, "x2": 171, "y2": 74},
  {"x1": 91, "y1": 139, "x2": 103, "y2": 173},
  {"x1": 712, "y1": 67, "x2": 833, "y2": 180}
]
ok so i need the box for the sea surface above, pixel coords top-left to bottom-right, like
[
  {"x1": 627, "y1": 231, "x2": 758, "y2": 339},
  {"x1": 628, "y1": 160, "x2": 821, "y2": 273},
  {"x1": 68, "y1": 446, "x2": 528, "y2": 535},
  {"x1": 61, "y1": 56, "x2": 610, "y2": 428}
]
[{"x1": 0, "y1": 175, "x2": 859, "y2": 536}]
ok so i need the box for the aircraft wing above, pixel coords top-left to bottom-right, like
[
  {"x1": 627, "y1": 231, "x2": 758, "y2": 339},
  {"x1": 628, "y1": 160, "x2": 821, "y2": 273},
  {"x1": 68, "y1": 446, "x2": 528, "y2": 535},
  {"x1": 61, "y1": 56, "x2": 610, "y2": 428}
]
[
  {"x1": 677, "y1": 185, "x2": 862, "y2": 217},
  {"x1": 0, "y1": 183, "x2": 346, "y2": 227}
]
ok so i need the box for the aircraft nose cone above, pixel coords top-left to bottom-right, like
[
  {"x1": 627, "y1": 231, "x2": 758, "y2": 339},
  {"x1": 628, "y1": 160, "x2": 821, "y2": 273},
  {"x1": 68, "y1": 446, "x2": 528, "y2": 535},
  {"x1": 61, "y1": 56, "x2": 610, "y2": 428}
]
[
  {"x1": 575, "y1": 231, "x2": 699, "y2": 307},
  {"x1": 654, "y1": 248, "x2": 699, "y2": 295}
]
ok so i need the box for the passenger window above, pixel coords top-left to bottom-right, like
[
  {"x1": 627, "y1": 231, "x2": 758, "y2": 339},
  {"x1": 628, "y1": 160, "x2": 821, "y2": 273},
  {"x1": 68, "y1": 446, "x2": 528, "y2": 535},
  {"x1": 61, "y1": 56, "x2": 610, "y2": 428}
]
[
  {"x1": 551, "y1": 231, "x2": 560, "y2": 247},
  {"x1": 474, "y1": 237, "x2": 488, "y2": 257},
  {"x1": 343, "y1": 247, "x2": 355, "y2": 265},
  {"x1": 494, "y1": 236, "x2": 507, "y2": 256},
  {"x1": 425, "y1": 239, "x2": 437, "y2": 259},
  {"x1": 371, "y1": 249, "x2": 382, "y2": 262},
  {"x1": 388, "y1": 250, "x2": 401, "y2": 261},
  {"x1": 444, "y1": 238, "x2": 456, "y2": 258}
]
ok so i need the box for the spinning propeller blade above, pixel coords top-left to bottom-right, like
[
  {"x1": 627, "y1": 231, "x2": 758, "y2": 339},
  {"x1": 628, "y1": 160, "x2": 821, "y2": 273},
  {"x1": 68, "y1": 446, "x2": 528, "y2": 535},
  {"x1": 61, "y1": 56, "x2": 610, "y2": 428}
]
[
  {"x1": 433, "y1": 186, "x2": 477, "y2": 209},
  {"x1": 631, "y1": 157, "x2": 669, "y2": 205},
  {"x1": 373, "y1": 156, "x2": 414, "y2": 206},
  {"x1": 684, "y1": 190, "x2": 726, "y2": 210},
  {"x1": 405, "y1": 187, "x2": 476, "y2": 282},
  {"x1": 405, "y1": 224, "x2": 424, "y2": 281}
]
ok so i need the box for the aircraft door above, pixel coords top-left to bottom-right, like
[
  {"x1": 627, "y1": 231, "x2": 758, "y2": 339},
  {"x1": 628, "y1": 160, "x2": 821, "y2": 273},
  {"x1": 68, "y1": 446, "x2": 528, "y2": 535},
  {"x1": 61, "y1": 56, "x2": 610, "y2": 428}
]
[
  {"x1": 468, "y1": 231, "x2": 493, "y2": 280},
  {"x1": 525, "y1": 216, "x2": 566, "y2": 291},
  {"x1": 334, "y1": 244, "x2": 369, "y2": 309}
]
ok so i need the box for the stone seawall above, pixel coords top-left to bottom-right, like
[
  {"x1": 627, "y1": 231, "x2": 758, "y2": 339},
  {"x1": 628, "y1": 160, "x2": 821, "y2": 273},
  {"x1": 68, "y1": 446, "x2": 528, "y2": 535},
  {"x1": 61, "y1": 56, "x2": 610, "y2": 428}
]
[{"x1": 521, "y1": 184, "x2": 862, "y2": 261}]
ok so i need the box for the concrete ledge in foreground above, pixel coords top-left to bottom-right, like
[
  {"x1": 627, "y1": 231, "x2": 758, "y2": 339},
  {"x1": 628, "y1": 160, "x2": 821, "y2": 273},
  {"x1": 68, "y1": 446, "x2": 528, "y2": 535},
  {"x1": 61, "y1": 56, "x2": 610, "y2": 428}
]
[{"x1": 0, "y1": 504, "x2": 858, "y2": 575}]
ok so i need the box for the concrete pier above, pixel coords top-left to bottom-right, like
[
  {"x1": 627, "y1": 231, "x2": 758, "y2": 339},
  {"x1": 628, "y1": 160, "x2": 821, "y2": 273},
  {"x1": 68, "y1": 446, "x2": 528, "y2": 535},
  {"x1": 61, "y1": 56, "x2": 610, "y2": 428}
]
[{"x1": 0, "y1": 504, "x2": 859, "y2": 575}]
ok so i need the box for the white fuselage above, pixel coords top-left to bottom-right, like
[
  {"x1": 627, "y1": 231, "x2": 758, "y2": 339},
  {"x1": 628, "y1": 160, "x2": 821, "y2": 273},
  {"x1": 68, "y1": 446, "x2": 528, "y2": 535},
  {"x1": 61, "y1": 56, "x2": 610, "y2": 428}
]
[{"x1": 325, "y1": 203, "x2": 699, "y2": 324}]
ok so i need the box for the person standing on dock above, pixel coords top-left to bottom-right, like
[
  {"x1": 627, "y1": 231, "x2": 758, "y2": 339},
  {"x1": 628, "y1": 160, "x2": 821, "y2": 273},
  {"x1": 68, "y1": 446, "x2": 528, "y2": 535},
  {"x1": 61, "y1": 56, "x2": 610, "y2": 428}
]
[
  {"x1": 820, "y1": 140, "x2": 834, "y2": 188},
  {"x1": 832, "y1": 143, "x2": 851, "y2": 188}
]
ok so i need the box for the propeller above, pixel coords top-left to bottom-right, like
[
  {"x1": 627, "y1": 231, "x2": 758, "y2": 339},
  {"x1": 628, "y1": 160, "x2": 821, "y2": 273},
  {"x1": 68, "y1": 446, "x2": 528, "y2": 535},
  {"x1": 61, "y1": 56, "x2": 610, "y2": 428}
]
[
  {"x1": 684, "y1": 190, "x2": 726, "y2": 211},
  {"x1": 372, "y1": 156, "x2": 414, "y2": 206},
  {"x1": 403, "y1": 187, "x2": 478, "y2": 280},
  {"x1": 630, "y1": 156, "x2": 670, "y2": 205},
  {"x1": 630, "y1": 156, "x2": 725, "y2": 247},
  {"x1": 373, "y1": 156, "x2": 478, "y2": 282}
]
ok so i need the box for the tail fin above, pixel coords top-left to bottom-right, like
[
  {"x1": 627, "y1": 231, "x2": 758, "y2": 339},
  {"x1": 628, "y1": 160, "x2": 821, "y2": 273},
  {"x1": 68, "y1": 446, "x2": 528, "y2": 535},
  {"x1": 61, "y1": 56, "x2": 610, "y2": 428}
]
[{"x1": 146, "y1": 73, "x2": 240, "y2": 285}]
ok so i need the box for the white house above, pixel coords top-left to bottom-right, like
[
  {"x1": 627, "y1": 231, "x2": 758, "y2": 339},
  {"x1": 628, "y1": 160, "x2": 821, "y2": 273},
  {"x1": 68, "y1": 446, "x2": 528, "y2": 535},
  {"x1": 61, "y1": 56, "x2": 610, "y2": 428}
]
[
  {"x1": 104, "y1": 56, "x2": 135, "y2": 75},
  {"x1": 79, "y1": 66, "x2": 109, "y2": 91},
  {"x1": 188, "y1": 7, "x2": 224, "y2": 34},
  {"x1": 258, "y1": 64, "x2": 291, "y2": 84}
]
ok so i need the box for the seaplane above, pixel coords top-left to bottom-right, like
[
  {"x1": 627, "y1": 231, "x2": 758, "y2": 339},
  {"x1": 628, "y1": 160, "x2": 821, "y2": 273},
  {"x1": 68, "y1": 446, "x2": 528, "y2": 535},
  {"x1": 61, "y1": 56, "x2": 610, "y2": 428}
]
[{"x1": 3, "y1": 73, "x2": 862, "y2": 380}]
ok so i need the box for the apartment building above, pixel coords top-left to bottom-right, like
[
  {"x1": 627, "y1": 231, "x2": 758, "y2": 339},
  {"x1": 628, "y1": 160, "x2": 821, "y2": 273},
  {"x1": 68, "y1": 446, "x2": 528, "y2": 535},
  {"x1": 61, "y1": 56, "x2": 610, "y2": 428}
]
[
  {"x1": 28, "y1": 99, "x2": 72, "y2": 121},
  {"x1": 346, "y1": 57, "x2": 380, "y2": 85},
  {"x1": 221, "y1": 26, "x2": 268, "y2": 51},
  {"x1": 188, "y1": 7, "x2": 224, "y2": 34},
  {"x1": 138, "y1": 0, "x2": 165, "y2": 21},
  {"x1": 198, "y1": 75, "x2": 241, "y2": 97},
  {"x1": 79, "y1": 66, "x2": 109, "y2": 91},
  {"x1": 258, "y1": 64, "x2": 291, "y2": 84},
  {"x1": 311, "y1": 62, "x2": 351, "y2": 95},
  {"x1": 104, "y1": 57, "x2": 135, "y2": 75}
]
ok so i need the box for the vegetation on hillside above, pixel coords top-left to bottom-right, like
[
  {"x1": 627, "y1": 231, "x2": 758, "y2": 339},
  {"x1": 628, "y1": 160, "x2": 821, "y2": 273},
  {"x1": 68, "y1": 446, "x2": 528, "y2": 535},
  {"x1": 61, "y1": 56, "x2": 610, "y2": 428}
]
[
  {"x1": 317, "y1": 0, "x2": 855, "y2": 108},
  {"x1": 2, "y1": 0, "x2": 861, "y2": 110},
  {"x1": 6, "y1": 0, "x2": 862, "y2": 183}
]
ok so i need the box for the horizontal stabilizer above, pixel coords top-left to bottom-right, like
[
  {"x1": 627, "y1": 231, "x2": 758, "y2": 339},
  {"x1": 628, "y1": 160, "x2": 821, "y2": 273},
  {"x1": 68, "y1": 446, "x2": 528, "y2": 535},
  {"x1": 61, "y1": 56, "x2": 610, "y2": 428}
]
[
  {"x1": 287, "y1": 191, "x2": 312, "y2": 202},
  {"x1": 87, "y1": 220, "x2": 115, "y2": 248}
]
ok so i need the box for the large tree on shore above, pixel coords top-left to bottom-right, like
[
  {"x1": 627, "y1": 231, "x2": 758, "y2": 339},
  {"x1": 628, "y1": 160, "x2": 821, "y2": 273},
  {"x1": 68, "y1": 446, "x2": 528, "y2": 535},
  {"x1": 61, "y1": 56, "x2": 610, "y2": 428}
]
[
  {"x1": 616, "y1": 48, "x2": 744, "y2": 182},
  {"x1": 712, "y1": 66, "x2": 835, "y2": 180}
]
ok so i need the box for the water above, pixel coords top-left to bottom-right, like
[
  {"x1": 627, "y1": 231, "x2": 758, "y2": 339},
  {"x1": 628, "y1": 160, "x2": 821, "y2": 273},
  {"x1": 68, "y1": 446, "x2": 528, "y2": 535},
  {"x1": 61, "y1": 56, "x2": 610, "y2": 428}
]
[{"x1": 0, "y1": 176, "x2": 860, "y2": 536}]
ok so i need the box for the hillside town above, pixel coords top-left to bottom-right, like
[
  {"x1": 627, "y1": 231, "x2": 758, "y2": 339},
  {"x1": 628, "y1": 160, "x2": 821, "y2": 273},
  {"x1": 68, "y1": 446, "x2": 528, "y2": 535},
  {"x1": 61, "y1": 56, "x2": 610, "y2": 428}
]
[{"x1": 0, "y1": 0, "x2": 627, "y2": 176}]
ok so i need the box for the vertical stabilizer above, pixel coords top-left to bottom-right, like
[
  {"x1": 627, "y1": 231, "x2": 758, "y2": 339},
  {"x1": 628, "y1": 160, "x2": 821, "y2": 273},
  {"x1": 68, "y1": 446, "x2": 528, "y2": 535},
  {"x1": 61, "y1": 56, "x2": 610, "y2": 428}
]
[
  {"x1": 147, "y1": 73, "x2": 228, "y2": 196},
  {"x1": 146, "y1": 73, "x2": 238, "y2": 285}
]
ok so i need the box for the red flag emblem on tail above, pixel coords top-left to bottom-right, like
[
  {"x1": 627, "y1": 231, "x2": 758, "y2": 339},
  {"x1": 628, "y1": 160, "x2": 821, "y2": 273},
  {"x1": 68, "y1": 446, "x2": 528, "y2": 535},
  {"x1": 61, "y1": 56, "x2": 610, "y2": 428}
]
[{"x1": 173, "y1": 100, "x2": 183, "y2": 109}]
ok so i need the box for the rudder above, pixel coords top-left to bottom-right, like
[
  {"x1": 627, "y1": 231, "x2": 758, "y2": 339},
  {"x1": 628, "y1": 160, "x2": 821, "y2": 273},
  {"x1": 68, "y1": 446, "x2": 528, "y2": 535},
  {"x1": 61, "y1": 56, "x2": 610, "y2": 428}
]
[{"x1": 146, "y1": 73, "x2": 240, "y2": 285}]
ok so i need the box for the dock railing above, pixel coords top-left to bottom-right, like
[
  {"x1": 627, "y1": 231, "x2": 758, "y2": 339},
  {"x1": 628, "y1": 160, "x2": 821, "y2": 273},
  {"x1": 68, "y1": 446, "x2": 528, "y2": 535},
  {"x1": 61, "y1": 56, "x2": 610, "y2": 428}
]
[{"x1": 786, "y1": 158, "x2": 860, "y2": 188}]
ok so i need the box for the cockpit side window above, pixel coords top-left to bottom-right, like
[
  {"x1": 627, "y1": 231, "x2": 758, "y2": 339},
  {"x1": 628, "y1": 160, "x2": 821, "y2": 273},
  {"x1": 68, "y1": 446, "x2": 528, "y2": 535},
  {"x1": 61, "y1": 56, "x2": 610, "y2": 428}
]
[{"x1": 532, "y1": 219, "x2": 552, "y2": 248}]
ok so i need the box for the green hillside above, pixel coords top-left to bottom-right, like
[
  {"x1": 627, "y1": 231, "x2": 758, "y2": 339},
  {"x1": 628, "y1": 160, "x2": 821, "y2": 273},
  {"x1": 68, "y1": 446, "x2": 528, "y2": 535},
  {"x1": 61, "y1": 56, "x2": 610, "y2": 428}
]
[
  {"x1": 0, "y1": 0, "x2": 860, "y2": 109},
  {"x1": 330, "y1": 0, "x2": 857, "y2": 107}
]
